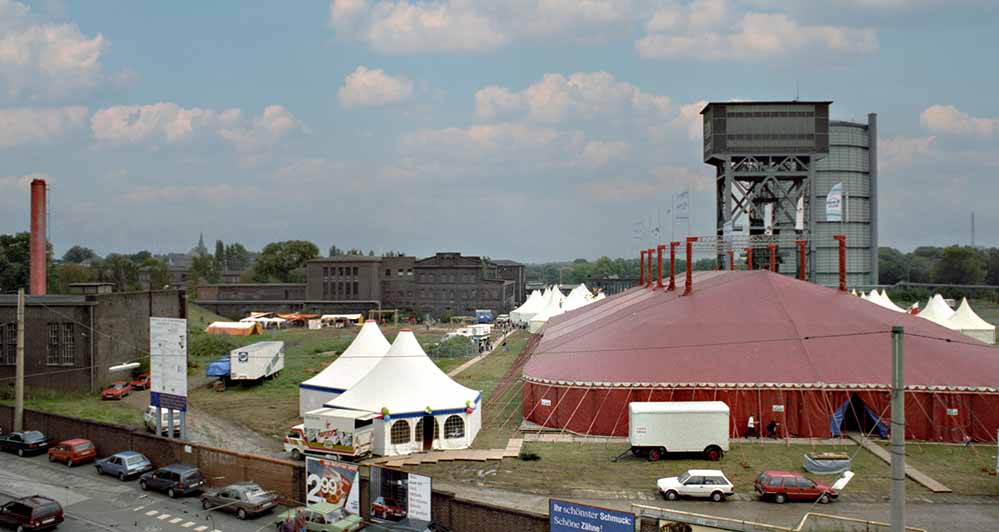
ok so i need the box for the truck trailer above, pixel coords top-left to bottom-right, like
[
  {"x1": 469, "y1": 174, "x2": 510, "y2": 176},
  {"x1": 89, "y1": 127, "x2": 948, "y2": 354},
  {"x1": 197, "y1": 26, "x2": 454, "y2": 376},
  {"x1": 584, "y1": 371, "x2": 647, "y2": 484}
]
[
  {"x1": 284, "y1": 407, "x2": 377, "y2": 460},
  {"x1": 229, "y1": 341, "x2": 285, "y2": 381},
  {"x1": 628, "y1": 401, "x2": 730, "y2": 462}
]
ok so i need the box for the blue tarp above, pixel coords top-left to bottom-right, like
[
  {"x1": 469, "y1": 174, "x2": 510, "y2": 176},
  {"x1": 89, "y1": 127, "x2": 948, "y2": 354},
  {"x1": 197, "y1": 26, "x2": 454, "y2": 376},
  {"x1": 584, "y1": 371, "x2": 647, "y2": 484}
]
[{"x1": 206, "y1": 356, "x2": 230, "y2": 378}]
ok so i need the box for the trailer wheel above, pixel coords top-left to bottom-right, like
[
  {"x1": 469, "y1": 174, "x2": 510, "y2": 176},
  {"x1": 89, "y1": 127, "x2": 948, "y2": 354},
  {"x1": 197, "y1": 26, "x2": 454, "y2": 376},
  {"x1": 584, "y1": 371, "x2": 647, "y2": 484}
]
[
  {"x1": 648, "y1": 447, "x2": 664, "y2": 462},
  {"x1": 704, "y1": 445, "x2": 722, "y2": 461}
]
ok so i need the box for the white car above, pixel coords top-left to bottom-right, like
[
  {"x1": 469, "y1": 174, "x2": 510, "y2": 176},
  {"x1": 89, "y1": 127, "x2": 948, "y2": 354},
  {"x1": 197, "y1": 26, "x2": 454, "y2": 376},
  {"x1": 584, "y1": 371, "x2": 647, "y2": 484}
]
[
  {"x1": 657, "y1": 469, "x2": 735, "y2": 502},
  {"x1": 143, "y1": 405, "x2": 182, "y2": 435}
]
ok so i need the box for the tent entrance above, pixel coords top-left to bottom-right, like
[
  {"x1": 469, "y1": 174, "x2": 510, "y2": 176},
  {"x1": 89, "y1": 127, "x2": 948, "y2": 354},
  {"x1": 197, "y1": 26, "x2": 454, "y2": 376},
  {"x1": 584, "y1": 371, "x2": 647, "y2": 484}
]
[
  {"x1": 831, "y1": 395, "x2": 888, "y2": 438},
  {"x1": 421, "y1": 415, "x2": 434, "y2": 451}
]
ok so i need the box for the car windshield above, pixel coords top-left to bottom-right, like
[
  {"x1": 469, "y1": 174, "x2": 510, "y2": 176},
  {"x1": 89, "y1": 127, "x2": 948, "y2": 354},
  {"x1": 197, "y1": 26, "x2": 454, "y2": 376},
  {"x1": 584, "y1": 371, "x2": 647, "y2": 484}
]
[
  {"x1": 24, "y1": 431, "x2": 45, "y2": 442},
  {"x1": 72, "y1": 442, "x2": 93, "y2": 452},
  {"x1": 677, "y1": 472, "x2": 691, "y2": 483},
  {"x1": 383, "y1": 498, "x2": 398, "y2": 506},
  {"x1": 109, "y1": 383, "x2": 125, "y2": 389},
  {"x1": 125, "y1": 455, "x2": 148, "y2": 466}
]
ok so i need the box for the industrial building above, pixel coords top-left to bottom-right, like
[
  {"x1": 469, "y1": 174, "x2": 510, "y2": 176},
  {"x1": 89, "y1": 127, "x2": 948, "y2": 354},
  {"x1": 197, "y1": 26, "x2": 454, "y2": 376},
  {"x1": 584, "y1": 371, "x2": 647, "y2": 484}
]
[{"x1": 701, "y1": 101, "x2": 877, "y2": 286}]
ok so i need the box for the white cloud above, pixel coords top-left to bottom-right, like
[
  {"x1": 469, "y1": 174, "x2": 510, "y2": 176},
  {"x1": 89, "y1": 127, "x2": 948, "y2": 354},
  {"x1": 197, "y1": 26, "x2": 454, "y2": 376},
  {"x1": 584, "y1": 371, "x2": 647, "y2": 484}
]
[
  {"x1": 404, "y1": 122, "x2": 582, "y2": 157},
  {"x1": 0, "y1": 0, "x2": 108, "y2": 98},
  {"x1": 112, "y1": 184, "x2": 261, "y2": 205},
  {"x1": 920, "y1": 105, "x2": 999, "y2": 137},
  {"x1": 0, "y1": 172, "x2": 45, "y2": 190},
  {"x1": 581, "y1": 140, "x2": 631, "y2": 167},
  {"x1": 637, "y1": 1, "x2": 877, "y2": 60},
  {"x1": 474, "y1": 71, "x2": 670, "y2": 124},
  {"x1": 91, "y1": 102, "x2": 242, "y2": 145},
  {"x1": 577, "y1": 165, "x2": 707, "y2": 202},
  {"x1": 880, "y1": 136, "x2": 937, "y2": 168},
  {"x1": 337, "y1": 66, "x2": 414, "y2": 109},
  {"x1": 219, "y1": 105, "x2": 304, "y2": 152},
  {"x1": 0, "y1": 105, "x2": 87, "y2": 147}
]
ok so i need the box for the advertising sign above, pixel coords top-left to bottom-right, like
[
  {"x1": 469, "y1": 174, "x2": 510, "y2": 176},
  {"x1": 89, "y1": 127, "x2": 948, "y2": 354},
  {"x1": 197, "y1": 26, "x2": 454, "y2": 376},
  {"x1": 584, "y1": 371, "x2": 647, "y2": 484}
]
[
  {"x1": 150, "y1": 317, "x2": 188, "y2": 412},
  {"x1": 549, "y1": 499, "x2": 634, "y2": 532},
  {"x1": 825, "y1": 182, "x2": 843, "y2": 222},
  {"x1": 369, "y1": 466, "x2": 432, "y2": 523},
  {"x1": 305, "y1": 457, "x2": 359, "y2": 513}
]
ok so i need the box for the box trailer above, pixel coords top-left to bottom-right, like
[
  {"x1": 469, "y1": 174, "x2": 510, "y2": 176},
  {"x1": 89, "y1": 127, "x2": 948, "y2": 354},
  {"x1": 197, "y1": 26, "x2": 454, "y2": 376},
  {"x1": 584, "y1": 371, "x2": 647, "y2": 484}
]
[
  {"x1": 628, "y1": 401, "x2": 730, "y2": 462},
  {"x1": 284, "y1": 407, "x2": 376, "y2": 460},
  {"x1": 230, "y1": 341, "x2": 285, "y2": 381}
]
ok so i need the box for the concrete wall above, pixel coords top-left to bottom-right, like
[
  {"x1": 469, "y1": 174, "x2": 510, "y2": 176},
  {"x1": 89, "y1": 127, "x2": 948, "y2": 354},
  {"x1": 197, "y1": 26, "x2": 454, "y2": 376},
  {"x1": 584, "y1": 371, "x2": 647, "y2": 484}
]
[
  {"x1": 197, "y1": 284, "x2": 305, "y2": 301},
  {"x1": 0, "y1": 302, "x2": 92, "y2": 393}
]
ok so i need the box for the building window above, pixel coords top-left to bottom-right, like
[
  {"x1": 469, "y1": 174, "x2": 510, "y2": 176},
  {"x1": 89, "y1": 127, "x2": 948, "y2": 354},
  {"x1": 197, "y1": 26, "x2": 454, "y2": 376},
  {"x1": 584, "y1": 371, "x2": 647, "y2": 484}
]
[
  {"x1": 407, "y1": 269, "x2": 413, "y2": 276},
  {"x1": 390, "y1": 420, "x2": 411, "y2": 444},
  {"x1": 352, "y1": 267, "x2": 358, "y2": 276},
  {"x1": 385, "y1": 269, "x2": 391, "y2": 277},
  {"x1": 415, "y1": 417, "x2": 440, "y2": 441},
  {"x1": 0, "y1": 323, "x2": 15, "y2": 365},
  {"x1": 353, "y1": 281, "x2": 359, "y2": 297},
  {"x1": 47, "y1": 323, "x2": 75, "y2": 366},
  {"x1": 444, "y1": 415, "x2": 465, "y2": 439},
  {"x1": 323, "y1": 267, "x2": 329, "y2": 277}
]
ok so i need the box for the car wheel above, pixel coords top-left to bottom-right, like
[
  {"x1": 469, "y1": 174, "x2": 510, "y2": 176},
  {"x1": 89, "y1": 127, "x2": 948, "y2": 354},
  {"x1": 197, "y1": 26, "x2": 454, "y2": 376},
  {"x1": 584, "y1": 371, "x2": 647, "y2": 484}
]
[
  {"x1": 140, "y1": 480, "x2": 148, "y2": 491},
  {"x1": 290, "y1": 448, "x2": 302, "y2": 461},
  {"x1": 237, "y1": 508, "x2": 247, "y2": 520},
  {"x1": 96, "y1": 466, "x2": 103, "y2": 476},
  {"x1": 17, "y1": 448, "x2": 24, "y2": 457},
  {"x1": 818, "y1": 493, "x2": 830, "y2": 504},
  {"x1": 664, "y1": 490, "x2": 679, "y2": 501},
  {"x1": 775, "y1": 493, "x2": 786, "y2": 504},
  {"x1": 17, "y1": 525, "x2": 25, "y2": 532},
  {"x1": 48, "y1": 453, "x2": 55, "y2": 462},
  {"x1": 648, "y1": 448, "x2": 663, "y2": 462},
  {"x1": 704, "y1": 446, "x2": 722, "y2": 461},
  {"x1": 710, "y1": 491, "x2": 724, "y2": 502},
  {"x1": 119, "y1": 472, "x2": 127, "y2": 481},
  {"x1": 167, "y1": 488, "x2": 177, "y2": 498},
  {"x1": 67, "y1": 459, "x2": 74, "y2": 467},
  {"x1": 202, "y1": 500, "x2": 210, "y2": 510}
]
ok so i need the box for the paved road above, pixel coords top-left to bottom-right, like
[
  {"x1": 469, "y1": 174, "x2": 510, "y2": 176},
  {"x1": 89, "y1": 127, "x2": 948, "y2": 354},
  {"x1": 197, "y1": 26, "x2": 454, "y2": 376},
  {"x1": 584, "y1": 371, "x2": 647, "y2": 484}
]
[{"x1": 0, "y1": 452, "x2": 280, "y2": 532}]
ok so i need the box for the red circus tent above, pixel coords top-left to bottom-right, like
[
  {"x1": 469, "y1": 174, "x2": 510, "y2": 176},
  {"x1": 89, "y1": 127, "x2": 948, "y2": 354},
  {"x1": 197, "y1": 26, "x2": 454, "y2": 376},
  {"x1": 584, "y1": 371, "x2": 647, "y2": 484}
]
[{"x1": 521, "y1": 270, "x2": 999, "y2": 442}]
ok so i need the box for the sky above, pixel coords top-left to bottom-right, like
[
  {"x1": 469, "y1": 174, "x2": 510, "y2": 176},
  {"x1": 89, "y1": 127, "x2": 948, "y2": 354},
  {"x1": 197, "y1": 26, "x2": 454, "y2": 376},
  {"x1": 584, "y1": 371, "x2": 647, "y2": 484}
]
[{"x1": 1, "y1": 0, "x2": 997, "y2": 263}]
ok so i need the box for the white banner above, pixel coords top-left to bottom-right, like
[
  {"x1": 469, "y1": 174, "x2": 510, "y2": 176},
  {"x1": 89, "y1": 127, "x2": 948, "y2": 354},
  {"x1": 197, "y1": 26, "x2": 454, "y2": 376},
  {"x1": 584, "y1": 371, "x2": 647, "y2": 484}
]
[
  {"x1": 795, "y1": 196, "x2": 805, "y2": 231},
  {"x1": 408, "y1": 473, "x2": 432, "y2": 522},
  {"x1": 150, "y1": 317, "x2": 187, "y2": 411},
  {"x1": 826, "y1": 182, "x2": 843, "y2": 222},
  {"x1": 673, "y1": 191, "x2": 690, "y2": 222}
]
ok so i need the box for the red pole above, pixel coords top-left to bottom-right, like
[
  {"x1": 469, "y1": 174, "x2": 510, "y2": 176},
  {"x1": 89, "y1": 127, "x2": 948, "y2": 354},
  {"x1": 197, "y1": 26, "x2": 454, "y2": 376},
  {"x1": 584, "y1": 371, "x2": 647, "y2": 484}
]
[
  {"x1": 834, "y1": 235, "x2": 847, "y2": 292},
  {"x1": 656, "y1": 245, "x2": 665, "y2": 289},
  {"x1": 727, "y1": 250, "x2": 734, "y2": 271},
  {"x1": 639, "y1": 250, "x2": 645, "y2": 286},
  {"x1": 795, "y1": 240, "x2": 807, "y2": 281},
  {"x1": 647, "y1": 248, "x2": 655, "y2": 287},
  {"x1": 668, "y1": 241, "x2": 679, "y2": 291},
  {"x1": 767, "y1": 244, "x2": 777, "y2": 272},
  {"x1": 745, "y1": 247, "x2": 753, "y2": 270},
  {"x1": 683, "y1": 237, "x2": 698, "y2": 296},
  {"x1": 30, "y1": 178, "x2": 47, "y2": 295}
]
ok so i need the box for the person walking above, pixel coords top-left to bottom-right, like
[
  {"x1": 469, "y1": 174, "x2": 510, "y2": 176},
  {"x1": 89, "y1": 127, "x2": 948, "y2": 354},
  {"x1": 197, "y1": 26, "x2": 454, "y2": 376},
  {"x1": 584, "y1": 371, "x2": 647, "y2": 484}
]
[
  {"x1": 766, "y1": 419, "x2": 779, "y2": 439},
  {"x1": 295, "y1": 508, "x2": 306, "y2": 532},
  {"x1": 747, "y1": 415, "x2": 757, "y2": 438}
]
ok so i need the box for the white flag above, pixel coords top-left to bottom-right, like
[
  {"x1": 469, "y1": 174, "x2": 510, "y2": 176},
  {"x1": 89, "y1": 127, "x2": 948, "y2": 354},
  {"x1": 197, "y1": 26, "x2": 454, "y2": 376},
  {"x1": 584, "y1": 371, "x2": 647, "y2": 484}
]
[{"x1": 826, "y1": 182, "x2": 843, "y2": 222}]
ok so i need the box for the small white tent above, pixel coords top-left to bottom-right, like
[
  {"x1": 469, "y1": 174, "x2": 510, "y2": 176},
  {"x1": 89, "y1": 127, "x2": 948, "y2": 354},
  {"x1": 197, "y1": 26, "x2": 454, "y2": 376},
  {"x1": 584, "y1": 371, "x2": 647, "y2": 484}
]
[
  {"x1": 944, "y1": 298, "x2": 996, "y2": 344},
  {"x1": 510, "y1": 290, "x2": 544, "y2": 325},
  {"x1": 298, "y1": 320, "x2": 391, "y2": 415},
  {"x1": 529, "y1": 288, "x2": 565, "y2": 333},
  {"x1": 879, "y1": 291, "x2": 907, "y2": 313},
  {"x1": 919, "y1": 294, "x2": 956, "y2": 326},
  {"x1": 327, "y1": 329, "x2": 481, "y2": 456},
  {"x1": 562, "y1": 284, "x2": 593, "y2": 312}
]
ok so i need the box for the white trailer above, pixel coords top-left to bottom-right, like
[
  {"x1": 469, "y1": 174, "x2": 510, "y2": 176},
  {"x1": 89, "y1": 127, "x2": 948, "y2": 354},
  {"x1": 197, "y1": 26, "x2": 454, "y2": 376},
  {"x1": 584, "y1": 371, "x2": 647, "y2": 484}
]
[
  {"x1": 283, "y1": 407, "x2": 376, "y2": 460},
  {"x1": 230, "y1": 341, "x2": 284, "y2": 381},
  {"x1": 628, "y1": 401, "x2": 730, "y2": 462}
]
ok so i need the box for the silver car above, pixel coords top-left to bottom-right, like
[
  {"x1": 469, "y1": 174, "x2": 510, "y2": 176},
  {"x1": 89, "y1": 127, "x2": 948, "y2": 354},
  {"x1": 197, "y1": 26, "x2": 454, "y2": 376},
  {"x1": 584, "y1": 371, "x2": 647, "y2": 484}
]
[{"x1": 96, "y1": 451, "x2": 153, "y2": 481}]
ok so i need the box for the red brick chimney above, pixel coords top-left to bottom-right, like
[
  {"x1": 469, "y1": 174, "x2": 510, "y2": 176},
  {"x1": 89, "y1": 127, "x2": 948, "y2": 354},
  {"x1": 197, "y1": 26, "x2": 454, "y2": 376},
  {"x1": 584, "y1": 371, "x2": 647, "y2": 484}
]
[{"x1": 30, "y1": 178, "x2": 47, "y2": 295}]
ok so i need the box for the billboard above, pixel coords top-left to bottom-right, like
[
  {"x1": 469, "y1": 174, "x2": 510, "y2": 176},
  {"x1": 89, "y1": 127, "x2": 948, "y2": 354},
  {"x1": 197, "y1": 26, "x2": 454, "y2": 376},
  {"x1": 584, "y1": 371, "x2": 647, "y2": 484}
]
[
  {"x1": 549, "y1": 499, "x2": 634, "y2": 532},
  {"x1": 305, "y1": 457, "x2": 359, "y2": 513},
  {"x1": 149, "y1": 317, "x2": 187, "y2": 412},
  {"x1": 825, "y1": 182, "x2": 843, "y2": 222},
  {"x1": 369, "y1": 466, "x2": 432, "y2": 523}
]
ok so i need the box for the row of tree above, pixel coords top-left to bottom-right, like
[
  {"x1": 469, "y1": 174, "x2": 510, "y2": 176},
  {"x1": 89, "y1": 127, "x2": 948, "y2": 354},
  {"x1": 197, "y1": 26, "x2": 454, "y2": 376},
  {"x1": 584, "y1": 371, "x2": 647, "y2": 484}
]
[
  {"x1": 526, "y1": 256, "x2": 717, "y2": 286},
  {"x1": 879, "y1": 246, "x2": 999, "y2": 287}
]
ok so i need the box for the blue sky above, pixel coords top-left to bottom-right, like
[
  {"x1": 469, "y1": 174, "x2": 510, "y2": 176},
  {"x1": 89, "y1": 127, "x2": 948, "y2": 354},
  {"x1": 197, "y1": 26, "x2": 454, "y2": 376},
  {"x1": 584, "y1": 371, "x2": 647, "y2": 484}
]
[{"x1": 1, "y1": 0, "x2": 997, "y2": 262}]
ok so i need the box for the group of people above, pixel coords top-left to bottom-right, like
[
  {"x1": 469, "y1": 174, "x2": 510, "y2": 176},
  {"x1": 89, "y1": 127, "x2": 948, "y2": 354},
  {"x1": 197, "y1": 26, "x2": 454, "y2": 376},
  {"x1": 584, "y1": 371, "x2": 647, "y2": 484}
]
[
  {"x1": 746, "y1": 416, "x2": 781, "y2": 439},
  {"x1": 279, "y1": 509, "x2": 307, "y2": 532}
]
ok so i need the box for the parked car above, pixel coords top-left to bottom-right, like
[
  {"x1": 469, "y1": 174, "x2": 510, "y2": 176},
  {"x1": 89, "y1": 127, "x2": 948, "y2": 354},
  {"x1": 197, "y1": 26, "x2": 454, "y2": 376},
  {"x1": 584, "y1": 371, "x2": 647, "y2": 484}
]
[
  {"x1": 0, "y1": 431, "x2": 50, "y2": 457},
  {"x1": 139, "y1": 464, "x2": 206, "y2": 498},
  {"x1": 130, "y1": 373, "x2": 151, "y2": 390},
  {"x1": 273, "y1": 503, "x2": 363, "y2": 532},
  {"x1": 47, "y1": 439, "x2": 96, "y2": 467},
  {"x1": 143, "y1": 405, "x2": 181, "y2": 435},
  {"x1": 101, "y1": 381, "x2": 132, "y2": 400},
  {"x1": 95, "y1": 451, "x2": 153, "y2": 481},
  {"x1": 0, "y1": 496, "x2": 63, "y2": 532},
  {"x1": 200, "y1": 483, "x2": 277, "y2": 520},
  {"x1": 657, "y1": 469, "x2": 735, "y2": 502},
  {"x1": 754, "y1": 470, "x2": 838, "y2": 504},
  {"x1": 371, "y1": 497, "x2": 406, "y2": 521}
]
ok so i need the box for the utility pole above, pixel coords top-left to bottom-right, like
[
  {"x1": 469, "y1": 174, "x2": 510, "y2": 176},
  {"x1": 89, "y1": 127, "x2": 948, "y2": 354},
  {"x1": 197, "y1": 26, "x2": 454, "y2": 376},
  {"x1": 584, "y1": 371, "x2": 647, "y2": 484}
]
[
  {"x1": 15, "y1": 288, "x2": 25, "y2": 432},
  {"x1": 891, "y1": 325, "x2": 905, "y2": 532}
]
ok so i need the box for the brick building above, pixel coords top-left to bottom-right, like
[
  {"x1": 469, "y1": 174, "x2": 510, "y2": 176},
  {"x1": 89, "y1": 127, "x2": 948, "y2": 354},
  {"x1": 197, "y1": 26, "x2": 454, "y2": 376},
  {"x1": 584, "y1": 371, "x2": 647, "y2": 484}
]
[{"x1": 0, "y1": 290, "x2": 186, "y2": 393}]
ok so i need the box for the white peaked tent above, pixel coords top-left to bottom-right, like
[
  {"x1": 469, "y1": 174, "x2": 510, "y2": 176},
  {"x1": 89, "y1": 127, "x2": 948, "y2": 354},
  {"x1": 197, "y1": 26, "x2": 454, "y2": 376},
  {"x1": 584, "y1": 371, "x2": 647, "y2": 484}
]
[
  {"x1": 529, "y1": 287, "x2": 565, "y2": 333},
  {"x1": 850, "y1": 289, "x2": 858, "y2": 296},
  {"x1": 918, "y1": 294, "x2": 956, "y2": 326},
  {"x1": 944, "y1": 298, "x2": 996, "y2": 344},
  {"x1": 562, "y1": 284, "x2": 593, "y2": 312},
  {"x1": 298, "y1": 320, "x2": 391, "y2": 415},
  {"x1": 326, "y1": 329, "x2": 481, "y2": 456},
  {"x1": 879, "y1": 290, "x2": 907, "y2": 313},
  {"x1": 510, "y1": 290, "x2": 544, "y2": 325}
]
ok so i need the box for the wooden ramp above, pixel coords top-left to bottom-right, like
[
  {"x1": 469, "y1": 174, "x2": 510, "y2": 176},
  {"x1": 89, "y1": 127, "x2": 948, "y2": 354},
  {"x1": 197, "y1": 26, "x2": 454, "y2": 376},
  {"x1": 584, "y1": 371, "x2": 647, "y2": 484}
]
[
  {"x1": 848, "y1": 434, "x2": 952, "y2": 493},
  {"x1": 371, "y1": 438, "x2": 523, "y2": 468}
]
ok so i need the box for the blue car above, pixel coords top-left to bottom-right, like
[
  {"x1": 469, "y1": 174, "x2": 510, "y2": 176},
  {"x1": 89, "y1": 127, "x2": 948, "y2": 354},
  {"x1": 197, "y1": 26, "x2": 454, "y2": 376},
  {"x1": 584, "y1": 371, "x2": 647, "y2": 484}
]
[
  {"x1": 95, "y1": 451, "x2": 153, "y2": 481},
  {"x1": 140, "y1": 464, "x2": 206, "y2": 498}
]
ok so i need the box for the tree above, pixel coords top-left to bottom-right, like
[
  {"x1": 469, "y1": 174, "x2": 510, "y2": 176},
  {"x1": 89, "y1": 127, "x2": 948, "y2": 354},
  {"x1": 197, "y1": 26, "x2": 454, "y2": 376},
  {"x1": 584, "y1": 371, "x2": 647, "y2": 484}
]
[
  {"x1": 224, "y1": 243, "x2": 251, "y2": 271},
  {"x1": 329, "y1": 244, "x2": 342, "y2": 257},
  {"x1": 368, "y1": 250, "x2": 376, "y2": 257},
  {"x1": 0, "y1": 232, "x2": 31, "y2": 292},
  {"x1": 933, "y1": 246, "x2": 986, "y2": 285},
  {"x1": 190, "y1": 255, "x2": 220, "y2": 285},
  {"x1": 878, "y1": 247, "x2": 909, "y2": 285},
  {"x1": 49, "y1": 263, "x2": 97, "y2": 293},
  {"x1": 62, "y1": 245, "x2": 98, "y2": 264},
  {"x1": 98, "y1": 253, "x2": 141, "y2": 291},
  {"x1": 143, "y1": 258, "x2": 172, "y2": 289},
  {"x1": 254, "y1": 240, "x2": 319, "y2": 282},
  {"x1": 214, "y1": 240, "x2": 225, "y2": 271},
  {"x1": 985, "y1": 248, "x2": 999, "y2": 286}
]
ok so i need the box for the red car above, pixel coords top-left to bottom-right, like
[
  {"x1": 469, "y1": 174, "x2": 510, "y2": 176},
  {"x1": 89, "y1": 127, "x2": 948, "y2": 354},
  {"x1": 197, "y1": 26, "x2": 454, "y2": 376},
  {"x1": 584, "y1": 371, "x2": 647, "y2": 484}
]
[
  {"x1": 130, "y1": 373, "x2": 151, "y2": 390},
  {"x1": 101, "y1": 381, "x2": 132, "y2": 400},
  {"x1": 371, "y1": 496, "x2": 406, "y2": 521},
  {"x1": 754, "y1": 470, "x2": 838, "y2": 504},
  {"x1": 0, "y1": 495, "x2": 63, "y2": 531},
  {"x1": 47, "y1": 439, "x2": 97, "y2": 467}
]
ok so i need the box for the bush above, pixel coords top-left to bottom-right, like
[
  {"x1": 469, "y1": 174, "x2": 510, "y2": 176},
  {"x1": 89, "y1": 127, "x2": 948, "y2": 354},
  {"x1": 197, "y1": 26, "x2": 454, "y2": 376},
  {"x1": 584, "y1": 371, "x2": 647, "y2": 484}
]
[
  {"x1": 518, "y1": 450, "x2": 541, "y2": 461},
  {"x1": 188, "y1": 332, "x2": 235, "y2": 360}
]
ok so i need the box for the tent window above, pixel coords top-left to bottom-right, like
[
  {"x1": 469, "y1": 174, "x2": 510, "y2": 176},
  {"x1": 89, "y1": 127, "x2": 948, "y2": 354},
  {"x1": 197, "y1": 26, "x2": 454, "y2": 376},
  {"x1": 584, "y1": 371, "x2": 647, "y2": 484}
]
[
  {"x1": 444, "y1": 415, "x2": 464, "y2": 439},
  {"x1": 390, "y1": 420, "x2": 410, "y2": 444},
  {"x1": 415, "y1": 417, "x2": 440, "y2": 440}
]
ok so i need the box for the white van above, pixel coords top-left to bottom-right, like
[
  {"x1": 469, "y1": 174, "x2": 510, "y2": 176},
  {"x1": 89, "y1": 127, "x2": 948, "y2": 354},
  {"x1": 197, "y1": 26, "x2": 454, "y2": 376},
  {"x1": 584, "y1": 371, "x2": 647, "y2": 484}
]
[
  {"x1": 143, "y1": 405, "x2": 182, "y2": 435},
  {"x1": 628, "y1": 401, "x2": 730, "y2": 461}
]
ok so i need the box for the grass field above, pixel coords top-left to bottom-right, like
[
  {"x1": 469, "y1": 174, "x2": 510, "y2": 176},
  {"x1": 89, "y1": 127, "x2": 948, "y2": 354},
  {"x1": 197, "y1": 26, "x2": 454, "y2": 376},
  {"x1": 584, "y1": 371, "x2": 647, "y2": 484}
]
[
  {"x1": 0, "y1": 389, "x2": 144, "y2": 428},
  {"x1": 880, "y1": 441, "x2": 999, "y2": 496}
]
